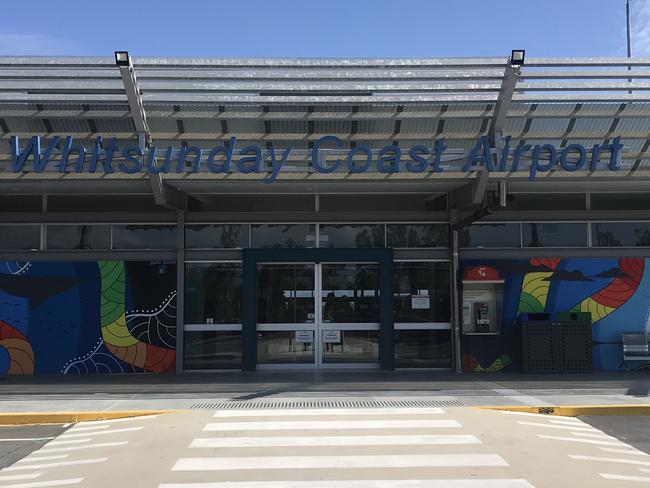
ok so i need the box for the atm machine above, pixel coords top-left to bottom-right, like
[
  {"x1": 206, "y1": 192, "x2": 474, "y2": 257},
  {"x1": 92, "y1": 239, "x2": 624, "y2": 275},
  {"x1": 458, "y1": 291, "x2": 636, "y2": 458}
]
[{"x1": 461, "y1": 266, "x2": 503, "y2": 335}]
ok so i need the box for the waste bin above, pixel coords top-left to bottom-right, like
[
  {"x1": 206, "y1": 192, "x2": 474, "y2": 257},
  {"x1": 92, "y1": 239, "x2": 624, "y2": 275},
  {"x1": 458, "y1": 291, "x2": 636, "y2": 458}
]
[{"x1": 517, "y1": 312, "x2": 592, "y2": 373}]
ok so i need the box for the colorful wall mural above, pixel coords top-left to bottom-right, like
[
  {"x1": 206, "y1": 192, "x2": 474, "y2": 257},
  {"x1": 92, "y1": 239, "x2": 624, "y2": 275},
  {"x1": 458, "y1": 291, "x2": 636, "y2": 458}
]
[
  {"x1": 461, "y1": 257, "x2": 649, "y2": 372},
  {"x1": 0, "y1": 261, "x2": 176, "y2": 375}
]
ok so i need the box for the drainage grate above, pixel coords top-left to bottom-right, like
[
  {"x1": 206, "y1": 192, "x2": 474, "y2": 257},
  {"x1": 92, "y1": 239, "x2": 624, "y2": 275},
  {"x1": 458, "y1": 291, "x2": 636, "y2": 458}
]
[{"x1": 190, "y1": 399, "x2": 464, "y2": 410}]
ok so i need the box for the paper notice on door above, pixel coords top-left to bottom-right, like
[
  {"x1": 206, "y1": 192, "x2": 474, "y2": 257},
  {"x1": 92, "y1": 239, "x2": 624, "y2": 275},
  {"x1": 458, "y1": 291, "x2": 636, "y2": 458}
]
[
  {"x1": 295, "y1": 330, "x2": 314, "y2": 343},
  {"x1": 411, "y1": 295, "x2": 430, "y2": 309},
  {"x1": 322, "y1": 330, "x2": 341, "y2": 343}
]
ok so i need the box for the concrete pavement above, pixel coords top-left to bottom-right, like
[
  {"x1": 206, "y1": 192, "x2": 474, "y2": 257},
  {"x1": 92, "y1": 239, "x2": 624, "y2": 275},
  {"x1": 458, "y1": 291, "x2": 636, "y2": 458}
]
[
  {"x1": 2, "y1": 407, "x2": 650, "y2": 487},
  {"x1": 0, "y1": 371, "x2": 649, "y2": 412},
  {"x1": 0, "y1": 424, "x2": 67, "y2": 469}
]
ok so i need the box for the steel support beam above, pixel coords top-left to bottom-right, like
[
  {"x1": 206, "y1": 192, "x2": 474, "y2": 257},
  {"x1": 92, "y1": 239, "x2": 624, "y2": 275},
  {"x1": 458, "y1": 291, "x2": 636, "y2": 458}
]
[
  {"x1": 117, "y1": 52, "x2": 185, "y2": 210},
  {"x1": 175, "y1": 210, "x2": 185, "y2": 374},
  {"x1": 489, "y1": 63, "x2": 520, "y2": 162},
  {"x1": 450, "y1": 211, "x2": 462, "y2": 373},
  {"x1": 448, "y1": 169, "x2": 489, "y2": 211}
]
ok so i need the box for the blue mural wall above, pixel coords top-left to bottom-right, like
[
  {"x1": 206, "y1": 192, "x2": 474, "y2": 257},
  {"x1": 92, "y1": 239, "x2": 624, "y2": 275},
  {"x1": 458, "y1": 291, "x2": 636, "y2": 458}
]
[
  {"x1": 0, "y1": 261, "x2": 176, "y2": 375},
  {"x1": 461, "y1": 257, "x2": 649, "y2": 372}
]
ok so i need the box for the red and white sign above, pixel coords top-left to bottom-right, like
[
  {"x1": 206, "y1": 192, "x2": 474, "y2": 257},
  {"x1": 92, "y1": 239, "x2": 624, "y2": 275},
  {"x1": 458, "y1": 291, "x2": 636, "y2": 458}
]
[{"x1": 464, "y1": 266, "x2": 500, "y2": 281}]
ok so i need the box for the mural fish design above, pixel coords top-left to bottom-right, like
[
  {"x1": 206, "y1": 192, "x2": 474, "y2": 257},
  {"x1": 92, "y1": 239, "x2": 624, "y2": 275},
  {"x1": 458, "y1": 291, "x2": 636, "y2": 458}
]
[{"x1": 0, "y1": 274, "x2": 81, "y2": 309}]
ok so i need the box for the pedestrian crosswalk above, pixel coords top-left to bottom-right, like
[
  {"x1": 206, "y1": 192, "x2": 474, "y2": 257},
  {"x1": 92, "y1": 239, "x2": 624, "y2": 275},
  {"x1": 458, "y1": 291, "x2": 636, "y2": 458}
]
[
  {"x1": 3, "y1": 407, "x2": 648, "y2": 487},
  {"x1": 159, "y1": 407, "x2": 535, "y2": 488}
]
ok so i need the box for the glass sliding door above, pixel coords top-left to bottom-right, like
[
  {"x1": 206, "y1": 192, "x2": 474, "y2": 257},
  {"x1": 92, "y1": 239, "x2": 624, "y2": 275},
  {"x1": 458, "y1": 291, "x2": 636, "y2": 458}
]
[
  {"x1": 256, "y1": 263, "x2": 317, "y2": 367},
  {"x1": 319, "y1": 263, "x2": 380, "y2": 368},
  {"x1": 255, "y1": 262, "x2": 381, "y2": 369}
]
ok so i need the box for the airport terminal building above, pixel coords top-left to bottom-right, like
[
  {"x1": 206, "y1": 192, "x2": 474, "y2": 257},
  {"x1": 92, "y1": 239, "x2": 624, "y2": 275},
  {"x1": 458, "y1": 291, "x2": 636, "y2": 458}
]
[{"x1": 1, "y1": 51, "x2": 650, "y2": 375}]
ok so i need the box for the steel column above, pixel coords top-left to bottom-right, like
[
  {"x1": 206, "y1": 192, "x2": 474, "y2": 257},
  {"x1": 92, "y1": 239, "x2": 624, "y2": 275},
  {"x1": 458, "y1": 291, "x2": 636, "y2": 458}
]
[
  {"x1": 175, "y1": 210, "x2": 185, "y2": 374},
  {"x1": 450, "y1": 210, "x2": 462, "y2": 373}
]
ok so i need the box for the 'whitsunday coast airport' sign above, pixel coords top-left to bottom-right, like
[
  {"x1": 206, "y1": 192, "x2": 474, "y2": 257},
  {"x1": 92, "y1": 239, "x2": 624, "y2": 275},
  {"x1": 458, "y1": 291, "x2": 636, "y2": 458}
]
[{"x1": 9, "y1": 135, "x2": 623, "y2": 184}]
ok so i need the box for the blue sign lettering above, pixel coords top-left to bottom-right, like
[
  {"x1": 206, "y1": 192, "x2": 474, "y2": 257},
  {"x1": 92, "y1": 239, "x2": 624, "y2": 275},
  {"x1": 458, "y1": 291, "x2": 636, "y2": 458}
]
[{"x1": 8, "y1": 134, "x2": 623, "y2": 183}]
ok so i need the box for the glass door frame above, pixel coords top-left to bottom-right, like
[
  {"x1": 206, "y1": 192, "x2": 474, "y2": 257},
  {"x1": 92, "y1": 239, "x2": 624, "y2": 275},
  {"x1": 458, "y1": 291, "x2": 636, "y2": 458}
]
[
  {"x1": 255, "y1": 262, "x2": 381, "y2": 370},
  {"x1": 242, "y1": 248, "x2": 394, "y2": 372},
  {"x1": 256, "y1": 262, "x2": 318, "y2": 370},
  {"x1": 317, "y1": 261, "x2": 381, "y2": 370}
]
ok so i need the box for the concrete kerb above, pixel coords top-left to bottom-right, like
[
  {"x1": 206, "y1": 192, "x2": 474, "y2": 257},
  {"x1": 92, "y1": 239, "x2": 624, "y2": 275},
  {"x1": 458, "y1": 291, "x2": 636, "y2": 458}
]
[
  {"x1": 3, "y1": 405, "x2": 650, "y2": 424},
  {"x1": 0, "y1": 410, "x2": 185, "y2": 425},
  {"x1": 480, "y1": 404, "x2": 650, "y2": 416}
]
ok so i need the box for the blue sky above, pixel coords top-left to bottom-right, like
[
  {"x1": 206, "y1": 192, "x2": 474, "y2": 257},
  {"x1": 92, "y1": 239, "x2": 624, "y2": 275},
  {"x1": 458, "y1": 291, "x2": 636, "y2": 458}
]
[{"x1": 1, "y1": 0, "x2": 649, "y2": 58}]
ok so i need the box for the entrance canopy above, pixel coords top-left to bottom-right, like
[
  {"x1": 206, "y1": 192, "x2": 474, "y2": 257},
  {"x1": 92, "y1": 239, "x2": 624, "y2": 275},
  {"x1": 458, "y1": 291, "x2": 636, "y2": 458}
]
[{"x1": 1, "y1": 54, "x2": 650, "y2": 200}]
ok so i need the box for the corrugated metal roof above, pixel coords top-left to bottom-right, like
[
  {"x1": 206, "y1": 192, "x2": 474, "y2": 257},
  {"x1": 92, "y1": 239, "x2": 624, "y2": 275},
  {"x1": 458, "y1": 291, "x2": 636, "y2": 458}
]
[
  {"x1": 1, "y1": 55, "x2": 650, "y2": 181},
  {"x1": 527, "y1": 118, "x2": 570, "y2": 137}
]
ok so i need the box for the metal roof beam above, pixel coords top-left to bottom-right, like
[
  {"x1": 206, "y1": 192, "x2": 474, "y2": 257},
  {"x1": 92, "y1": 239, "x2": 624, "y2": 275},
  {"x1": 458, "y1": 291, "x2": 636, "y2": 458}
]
[
  {"x1": 116, "y1": 52, "x2": 185, "y2": 211},
  {"x1": 117, "y1": 57, "x2": 150, "y2": 144},
  {"x1": 489, "y1": 63, "x2": 519, "y2": 160}
]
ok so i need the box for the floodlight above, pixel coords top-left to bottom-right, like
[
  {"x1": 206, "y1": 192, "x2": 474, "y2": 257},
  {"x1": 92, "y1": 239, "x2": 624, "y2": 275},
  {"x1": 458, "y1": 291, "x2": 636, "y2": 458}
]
[
  {"x1": 510, "y1": 49, "x2": 526, "y2": 66},
  {"x1": 114, "y1": 51, "x2": 130, "y2": 66}
]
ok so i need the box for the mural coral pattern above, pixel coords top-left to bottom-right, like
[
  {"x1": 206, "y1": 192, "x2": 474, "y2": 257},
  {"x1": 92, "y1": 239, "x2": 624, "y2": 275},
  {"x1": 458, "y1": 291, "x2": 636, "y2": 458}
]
[
  {"x1": 98, "y1": 261, "x2": 175, "y2": 373},
  {"x1": 571, "y1": 258, "x2": 645, "y2": 322},
  {"x1": 517, "y1": 258, "x2": 561, "y2": 313},
  {"x1": 0, "y1": 320, "x2": 34, "y2": 374},
  {"x1": 0, "y1": 260, "x2": 176, "y2": 375}
]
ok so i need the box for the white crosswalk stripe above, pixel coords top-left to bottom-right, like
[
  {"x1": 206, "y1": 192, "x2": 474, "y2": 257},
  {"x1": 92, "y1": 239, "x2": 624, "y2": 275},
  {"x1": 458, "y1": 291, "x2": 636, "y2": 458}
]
[
  {"x1": 213, "y1": 408, "x2": 444, "y2": 417},
  {"x1": 599, "y1": 447, "x2": 649, "y2": 456},
  {"x1": 2, "y1": 457, "x2": 109, "y2": 471},
  {"x1": 160, "y1": 481, "x2": 535, "y2": 488},
  {"x1": 517, "y1": 421, "x2": 596, "y2": 432},
  {"x1": 0, "y1": 479, "x2": 84, "y2": 487},
  {"x1": 17, "y1": 455, "x2": 69, "y2": 463},
  {"x1": 538, "y1": 434, "x2": 624, "y2": 446},
  {"x1": 204, "y1": 419, "x2": 461, "y2": 431},
  {"x1": 39, "y1": 441, "x2": 129, "y2": 454},
  {"x1": 0, "y1": 473, "x2": 42, "y2": 482},
  {"x1": 190, "y1": 434, "x2": 480, "y2": 448},
  {"x1": 173, "y1": 454, "x2": 509, "y2": 471},
  {"x1": 570, "y1": 454, "x2": 650, "y2": 466},
  {"x1": 56, "y1": 426, "x2": 143, "y2": 438},
  {"x1": 600, "y1": 473, "x2": 650, "y2": 482}
]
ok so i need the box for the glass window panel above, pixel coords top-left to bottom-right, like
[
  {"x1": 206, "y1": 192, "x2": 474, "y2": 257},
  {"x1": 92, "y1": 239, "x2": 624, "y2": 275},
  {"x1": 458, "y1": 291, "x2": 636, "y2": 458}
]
[
  {"x1": 46, "y1": 225, "x2": 110, "y2": 250},
  {"x1": 258, "y1": 264, "x2": 315, "y2": 324},
  {"x1": 321, "y1": 264, "x2": 380, "y2": 323},
  {"x1": 112, "y1": 224, "x2": 175, "y2": 250},
  {"x1": 184, "y1": 331, "x2": 241, "y2": 370},
  {"x1": 257, "y1": 331, "x2": 314, "y2": 364},
  {"x1": 185, "y1": 263, "x2": 242, "y2": 324},
  {"x1": 522, "y1": 223, "x2": 588, "y2": 248},
  {"x1": 0, "y1": 225, "x2": 40, "y2": 250},
  {"x1": 508, "y1": 193, "x2": 586, "y2": 211},
  {"x1": 386, "y1": 224, "x2": 449, "y2": 248},
  {"x1": 0, "y1": 195, "x2": 42, "y2": 212},
  {"x1": 48, "y1": 195, "x2": 167, "y2": 213},
  {"x1": 394, "y1": 262, "x2": 450, "y2": 323},
  {"x1": 185, "y1": 224, "x2": 248, "y2": 249},
  {"x1": 591, "y1": 194, "x2": 650, "y2": 211},
  {"x1": 319, "y1": 194, "x2": 431, "y2": 212},
  {"x1": 321, "y1": 330, "x2": 379, "y2": 363},
  {"x1": 591, "y1": 222, "x2": 650, "y2": 247},
  {"x1": 394, "y1": 330, "x2": 451, "y2": 368},
  {"x1": 459, "y1": 223, "x2": 521, "y2": 248},
  {"x1": 250, "y1": 224, "x2": 315, "y2": 248},
  {"x1": 319, "y1": 224, "x2": 385, "y2": 248}
]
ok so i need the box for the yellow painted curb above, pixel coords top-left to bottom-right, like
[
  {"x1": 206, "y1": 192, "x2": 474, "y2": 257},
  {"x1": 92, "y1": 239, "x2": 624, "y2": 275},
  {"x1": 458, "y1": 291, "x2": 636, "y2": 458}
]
[
  {"x1": 480, "y1": 405, "x2": 650, "y2": 416},
  {"x1": 0, "y1": 410, "x2": 185, "y2": 425}
]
